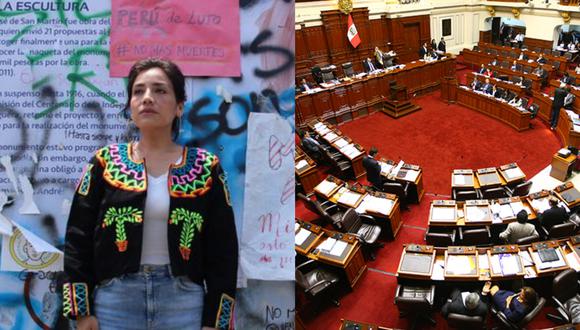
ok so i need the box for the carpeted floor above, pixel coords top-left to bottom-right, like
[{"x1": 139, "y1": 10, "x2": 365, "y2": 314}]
[{"x1": 298, "y1": 63, "x2": 564, "y2": 329}]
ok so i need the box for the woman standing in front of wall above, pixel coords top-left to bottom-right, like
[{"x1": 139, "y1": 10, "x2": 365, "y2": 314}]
[{"x1": 62, "y1": 58, "x2": 238, "y2": 330}]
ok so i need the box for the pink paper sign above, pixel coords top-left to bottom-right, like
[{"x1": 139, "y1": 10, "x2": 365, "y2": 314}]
[{"x1": 110, "y1": 0, "x2": 240, "y2": 77}]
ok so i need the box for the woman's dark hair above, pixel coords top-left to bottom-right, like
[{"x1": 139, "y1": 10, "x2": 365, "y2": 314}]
[
  {"x1": 521, "y1": 287, "x2": 538, "y2": 307},
  {"x1": 123, "y1": 58, "x2": 186, "y2": 140}
]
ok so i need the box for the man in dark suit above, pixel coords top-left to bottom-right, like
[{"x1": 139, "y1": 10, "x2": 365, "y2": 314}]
[
  {"x1": 299, "y1": 130, "x2": 323, "y2": 161},
  {"x1": 441, "y1": 289, "x2": 488, "y2": 319},
  {"x1": 419, "y1": 43, "x2": 429, "y2": 59},
  {"x1": 541, "y1": 197, "x2": 569, "y2": 230},
  {"x1": 362, "y1": 147, "x2": 382, "y2": 189},
  {"x1": 438, "y1": 37, "x2": 446, "y2": 53},
  {"x1": 478, "y1": 64, "x2": 486, "y2": 74},
  {"x1": 482, "y1": 78, "x2": 493, "y2": 95},
  {"x1": 471, "y1": 77, "x2": 482, "y2": 91},
  {"x1": 489, "y1": 57, "x2": 500, "y2": 66},
  {"x1": 537, "y1": 54, "x2": 547, "y2": 64},
  {"x1": 518, "y1": 52, "x2": 529, "y2": 61},
  {"x1": 551, "y1": 83, "x2": 568, "y2": 129},
  {"x1": 362, "y1": 57, "x2": 377, "y2": 73}
]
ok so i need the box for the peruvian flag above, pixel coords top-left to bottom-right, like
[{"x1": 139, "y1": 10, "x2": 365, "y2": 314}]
[{"x1": 347, "y1": 14, "x2": 361, "y2": 48}]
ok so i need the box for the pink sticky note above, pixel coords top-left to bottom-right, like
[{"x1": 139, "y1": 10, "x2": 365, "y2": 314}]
[{"x1": 110, "y1": 0, "x2": 240, "y2": 77}]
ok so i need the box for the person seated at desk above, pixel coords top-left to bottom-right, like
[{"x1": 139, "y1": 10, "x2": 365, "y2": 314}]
[
  {"x1": 540, "y1": 197, "x2": 569, "y2": 230},
  {"x1": 471, "y1": 77, "x2": 482, "y2": 91},
  {"x1": 438, "y1": 37, "x2": 446, "y2": 53},
  {"x1": 511, "y1": 60, "x2": 519, "y2": 71},
  {"x1": 499, "y1": 210, "x2": 539, "y2": 243},
  {"x1": 484, "y1": 68, "x2": 494, "y2": 78},
  {"x1": 559, "y1": 42, "x2": 567, "y2": 50},
  {"x1": 482, "y1": 78, "x2": 493, "y2": 95},
  {"x1": 441, "y1": 289, "x2": 488, "y2": 320},
  {"x1": 483, "y1": 283, "x2": 538, "y2": 324},
  {"x1": 299, "y1": 78, "x2": 315, "y2": 92},
  {"x1": 492, "y1": 85, "x2": 504, "y2": 99},
  {"x1": 515, "y1": 33, "x2": 525, "y2": 48},
  {"x1": 489, "y1": 57, "x2": 500, "y2": 67},
  {"x1": 564, "y1": 89, "x2": 575, "y2": 110},
  {"x1": 518, "y1": 52, "x2": 529, "y2": 61},
  {"x1": 363, "y1": 57, "x2": 378, "y2": 73},
  {"x1": 537, "y1": 54, "x2": 547, "y2": 64},
  {"x1": 430, "y1": 38, "x2": 437, "y2": 52},
  {"x1": 532, "y1": 64, "x2": 546, "y2": 79},
  {"x1": 569, "y1": 42, "x2": 576, "y2": 51},
  {"x1": 562, "y1": 72, "x2": 573, "y2": 85},
  {"x1": 419, "y1": 42, "x2": 429, "y2": 59},
  {"x1": 478, "y1": 64, "x2": 487, "y2": 74},
  {"x1": 298, "y1": 130, "x2": 323, "y2": 161},
  {"x1": 362, "y1": 146, "x2": 382, "y2": 190},
  {"x1": 508, "y1": 95, "x2": 524, "y2": 108}
]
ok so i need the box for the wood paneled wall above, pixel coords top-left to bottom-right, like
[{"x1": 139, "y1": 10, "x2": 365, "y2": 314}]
[
  {"x1": 480, "y1": 31, "x2": 491, "y2": 44},
  {"x1": 296, "y1": 9, "x2": 431, "y2": 82},
  {"x1": 524, "y1": 37, "x2": 553, "y2": 51}
]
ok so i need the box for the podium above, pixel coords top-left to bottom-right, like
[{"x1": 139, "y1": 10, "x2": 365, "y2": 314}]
[
  {"x1": 381, "y1": 82, "x2": 421, "y2": 118},
  {"x1": 440, "y1": 76, "x2": 457, "y2": 104},
  {"x1": 550, "y1": 152, "x2": 576, "y2": 181}
]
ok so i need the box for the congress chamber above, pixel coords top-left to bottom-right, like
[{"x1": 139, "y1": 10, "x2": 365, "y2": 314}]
[{"x1": 295, "y1": 1, "x2": 580, "y2": 329}]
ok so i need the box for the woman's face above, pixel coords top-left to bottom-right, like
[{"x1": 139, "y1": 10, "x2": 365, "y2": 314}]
[{"x1": 130, "y1": 67, "x2": 183, "y2": 132}]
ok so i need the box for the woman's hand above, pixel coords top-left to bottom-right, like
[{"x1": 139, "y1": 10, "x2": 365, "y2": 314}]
[{"x1": 77, "y1": 316, "x2": 99, "y2": 330}]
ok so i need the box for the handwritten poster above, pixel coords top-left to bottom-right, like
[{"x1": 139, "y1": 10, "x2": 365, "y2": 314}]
[
  {"x1": 240, "y1": 113, "x2": 294, "y2": 281},
  {"x1": 110, "y1": 0, "x2": 241, "y2": 77}
]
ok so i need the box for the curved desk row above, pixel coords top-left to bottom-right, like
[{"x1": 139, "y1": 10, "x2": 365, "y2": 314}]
[
  {"x1": 465, "y1": 72, "x2": 527, "y2": 97},
  {"x1": 295, "y1": 58, "x2": 456, "y2": 128},
  {"x1": 456, "y1": 86, "x2": 531, "y2": 131},
  {"x1": 531, "y1": 90, "x2": 580, "y2": 148},
  {"x1": 479, "y1": 42, "x2": 570, "y2": 73}
]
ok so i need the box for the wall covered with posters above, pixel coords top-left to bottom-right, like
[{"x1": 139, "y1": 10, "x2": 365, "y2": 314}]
[{"x1": 0, "y1": 0, "x2": 295, "y2": 329}]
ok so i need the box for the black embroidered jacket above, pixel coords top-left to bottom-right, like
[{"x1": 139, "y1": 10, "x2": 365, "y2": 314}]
[{"x1": 62, "y1": 143, "x2": 238, "y2": 329}]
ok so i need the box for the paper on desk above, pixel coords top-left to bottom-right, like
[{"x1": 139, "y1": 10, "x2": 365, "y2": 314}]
[
  {"x1": 500, "y1": 204, "x2": 515, "y2": 219},
  {"x1": 510, "y1": 201, "x2": 525, "y2": 215},
  {"x1": 566, "y1": 252, "x2": 580, "y2": 271},
  {"x1": 490, "y1": 255, "x2": 502, "y2": 274},
  {"x1": 454, "y1": 174, "x2": 466, "y2": 185},
  {"x1": 337, "y1": 190, "x2": 361, "y2": 207},
  {"x1": 295, "y1": 228, "x2": 310, "y2": 246},
  {"x1": 364, "y1": 195, "x2": 394, "y2": 216},
  {"x1": 315, "y1": 180, "x2": 337, "y2": 196},
  {"x1": 499, "y1": 254, "x2": 520, "y2": 275},
  {"x1": 431, "y1": 259, "x2": 445, "y2": 280},
  {"x1": 334, "y1": 138, "x2": 348, "y2": 149},
  {"x1": 0, "y1": 222, "x2": 63, "y2": 272},
  {"x1": 531, "y1": 198, "x2": 550, "y2": 213},
  {"x1": 330, "y1": 240, "x2": 347, "y2": 257},
  {"x1": 392, "y1": 160, "x2": 404, "y2": 177},
  {"x1": 295, "y1": 159, "x2": 308, "y2": 171},
  {"x1": 465, "y1": 206, "x2": 488, "y2": 222},
  {"x1": 431, "y1": 207, "x2": 455, "y2": 221},
  {"x1": 318, "y1": 237, "x2": 336, "y2": 252},
  {"x1": 519, "y1": 251, "x2": 534, "y2": 266},
  {"x1": 478, "y1": 254, "x2": 489, "y2": 269},
  {"x1": 404, "y1": 170, "x2": 419, "y2": 182},
  {"x1": 240, "y1": 113, "x2": 294, "y2": 281},
  {"x1": 314, "y1": 122, "x2": 323, "y2": 129},
  {"x1": 380, "y1": 162, "x2": 394, "y2": 176},
  {"x1": 504, "y1": 167, "x2": 524, "y2": 179},
  {"x1": 324, "y1": 132, "x2": 338, "y2": 142},
  {"x1": 446, "y1": 255, "x2": 476, "y2": 275}
]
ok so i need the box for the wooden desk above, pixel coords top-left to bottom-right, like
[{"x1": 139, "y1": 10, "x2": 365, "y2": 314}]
[
  {"x1": 550, "y1": 152, "x2": 577, "y2": 181},
  {"x1": 528, "y1": 241, "x2": 570, "y2": 275},
  {"x1": 531, "y1": 90, "x2": 580, "y2": 148},
  {"x1": 312, "y1": 230, "x2": 367, "y2": 288},
  {"x1": 313, "y1": 175, "x2": 344, "y2": 200},
  {"x1": 478, "y1": 42, "x2": 569, "y2": 73},
  {"x1": 429, "y1": 200, "x2": 458, "y2": 227},
  {"x1": 294, "y1": 220, "x2": 323, "y2": 255},
  {"x1": 295, "y1": 147, "x2": 321, "y2": 196},
  {"x1": 498, "y1": 163, "x2": 526, "y2": 186},
  {"x1": 444, "y1": 246, "x2": 479, "y2": 280},
  {"x1": 528, "y1": 190, "x2": 553, "y2": 215},
  {"x1": 452, "y1": 169, "x2": 478, "y2": 191},
  {"x1": 466, "y1": 72, "x2": 527, "y2": 97},
  {"x1": 396, "y1": 244, "x2": 436, "y2": 280},
  {"x1": 554, "y1": 182, "x2": 580, "y2": 209},
  {"x1": 295, "y1": 58, "x2": 456, "y2": 128},
  {"x1": 487, "y1": 245, "x2": 526, "y2": 279},
  {"x1": 361, "y1": 191, "x2": 402, "y2": 239},
  {"x1": 379, "y1": 159, "x2": 425, "y2": 203},
  {"x1": 309, "y1": 119, "x2": 366, "y2": 179},
  {"x1": 456, "y1": 87, "x2": 531, "y2": 131},
  {"x1": 476, "y1": 167, "x2": 504, "y2": 189},
  {"x1": 463, "y1": 200, "x2": 493, "y2": 226},
  {"x1": 491, "y1": 197, "x2": 538, "y2": 224}
]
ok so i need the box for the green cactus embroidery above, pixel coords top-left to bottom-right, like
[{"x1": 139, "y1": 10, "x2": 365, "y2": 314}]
[
  {"x1": 102, "y1": 206, "x2": 143, "y2": 252},
  {"x1": 169, "y1": 208, "x2": 204, "y2": 260}
]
